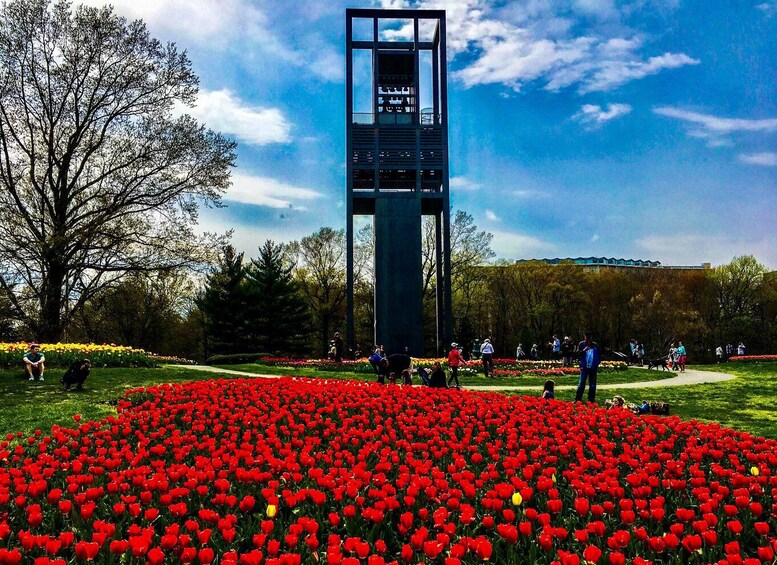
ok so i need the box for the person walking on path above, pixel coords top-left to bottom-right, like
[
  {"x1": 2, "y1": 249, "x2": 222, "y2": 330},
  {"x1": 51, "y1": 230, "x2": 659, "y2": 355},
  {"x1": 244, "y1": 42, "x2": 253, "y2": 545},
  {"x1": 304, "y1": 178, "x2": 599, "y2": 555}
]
[
  {"x1": 716, "y1": 345, "x2": 724, "y2": 363},
  {"x1": 516, "y1": 343, "x2": 526, "y2": 360},
  {"x1": 737, "y1": 342, "x2": 746, "y2": 356},
  {"x1": 676, "y1": 341, "x2": 687, "y2": 372},
  {"x1": 575, "y1": 332, "x2": 600, "y2": 403},
  {"x1": 23, "y1": 343, "x2": 46, "y2": 381},
  {"x1": 480, "y1": 338, "x2": 495, "y2": 378},
  {"x1": 447, "y1": 342, "x2": 466, "y2": 389}
]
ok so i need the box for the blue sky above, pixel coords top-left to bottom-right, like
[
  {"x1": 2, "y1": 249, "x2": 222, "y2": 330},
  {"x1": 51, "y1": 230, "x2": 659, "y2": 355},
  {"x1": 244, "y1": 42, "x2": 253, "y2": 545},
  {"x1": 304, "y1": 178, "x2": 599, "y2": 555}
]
[{"x1": 88, "y1": 0, "x2": 777, "y2": 267}]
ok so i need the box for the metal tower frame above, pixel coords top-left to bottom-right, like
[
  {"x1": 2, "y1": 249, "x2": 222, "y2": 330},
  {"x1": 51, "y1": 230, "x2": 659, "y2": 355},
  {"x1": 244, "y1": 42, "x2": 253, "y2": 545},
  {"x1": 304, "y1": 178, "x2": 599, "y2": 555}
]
[{"x1": 345, "y1": 8, "x2": 453, "y2": 356}]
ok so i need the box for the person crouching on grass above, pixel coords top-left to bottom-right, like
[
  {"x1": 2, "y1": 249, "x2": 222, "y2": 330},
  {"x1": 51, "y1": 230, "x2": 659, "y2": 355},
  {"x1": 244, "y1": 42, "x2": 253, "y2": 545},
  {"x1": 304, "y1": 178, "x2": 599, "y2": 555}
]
[
  {"x1": 23, "y1": 343, "x2": 46, "y2": 381},
  {"x1": 61, "y1": 359, "x2": 92, "y2": 391}
]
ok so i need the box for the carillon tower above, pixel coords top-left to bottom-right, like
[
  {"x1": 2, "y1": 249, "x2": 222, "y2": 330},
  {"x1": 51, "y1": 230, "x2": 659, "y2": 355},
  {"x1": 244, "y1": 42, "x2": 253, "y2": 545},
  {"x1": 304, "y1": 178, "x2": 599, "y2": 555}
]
[{"x1": 345, "y1": 8, "x2": 452, "y2": 355}]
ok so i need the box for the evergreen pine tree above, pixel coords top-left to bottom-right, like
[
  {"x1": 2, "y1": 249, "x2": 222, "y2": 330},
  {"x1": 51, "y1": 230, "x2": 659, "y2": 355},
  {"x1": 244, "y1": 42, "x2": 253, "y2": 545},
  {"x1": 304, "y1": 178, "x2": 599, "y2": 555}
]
[
  {"x1": 244, "y1": 241, "x2": 311, "y2": 355},
  {"x1": 196, "y1": 246, "x2": 250, "y2": 356}
]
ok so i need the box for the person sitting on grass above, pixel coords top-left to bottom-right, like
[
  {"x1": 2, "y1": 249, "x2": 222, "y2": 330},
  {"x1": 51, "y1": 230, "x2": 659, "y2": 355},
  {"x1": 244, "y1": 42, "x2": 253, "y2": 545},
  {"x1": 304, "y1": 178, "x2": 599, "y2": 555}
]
[
  {"x1": 429, "y1": 361, "x2": 447, "y2": 388},
  {"x1": 387, "y1": 353, "x2": 412, "y2": 384},
  {"x1": 607, "y1": 395, "x2": 626, "y2": 409},
  {"x1": 23, "y1": 343, "x2": 45, "y2": 382},
  {"x1": 417, "y1": 366, "x2": 431, "y2": 386},
  {"x1": 61, "y1": 359, "x2": 92, "y2": 391},
  {"x1": 541, "y1": 379, "x2": 555, "y2": 400},
  {"x1": 606, "y1": 396, "x2": 653, "y2": 415}
]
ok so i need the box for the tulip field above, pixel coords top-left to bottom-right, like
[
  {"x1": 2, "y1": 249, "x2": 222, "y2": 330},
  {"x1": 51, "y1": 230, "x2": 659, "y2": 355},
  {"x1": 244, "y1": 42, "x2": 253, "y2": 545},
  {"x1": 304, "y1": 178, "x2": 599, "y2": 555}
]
[
  {"x1": 1, "y1": 376, "x2": 775, "y2": 565},
  {"x1": 0, "y1": 343, "x2": 154, "y2": 368}
]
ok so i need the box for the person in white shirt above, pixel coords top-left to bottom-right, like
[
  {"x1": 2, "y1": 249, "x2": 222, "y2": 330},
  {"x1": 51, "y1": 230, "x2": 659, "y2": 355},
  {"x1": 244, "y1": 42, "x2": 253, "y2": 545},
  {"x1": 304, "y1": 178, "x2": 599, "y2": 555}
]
[
  {"x1": 715, "y1": 345, "x2": 724, "y2": 363},
  {"x1": 516, "y1": 343, "x2": 526, "y2": 360},
  {"x1": 480, "y1": 338, "x2": 495, "y2": 378},
  {"x1": 548, "y1": 335, "x2": 561, "y2": 360}
]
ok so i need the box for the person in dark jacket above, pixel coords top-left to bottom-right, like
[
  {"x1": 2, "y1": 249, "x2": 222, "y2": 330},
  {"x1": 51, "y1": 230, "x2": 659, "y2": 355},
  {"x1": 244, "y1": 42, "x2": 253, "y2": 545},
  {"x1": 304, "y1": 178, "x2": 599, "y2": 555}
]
[
  {"x1": 387, "y1": 353, "x2": 412, "y2": 383},
  {"x1": 560, "y1": 337, "x2": 575, "y2": 367},
  {"x1": 429, "y1": 362, "x2": 447, "y2": 388},
  {"x1": 575, "y1": 332, "x2": 600, "y2": 403},
  {"x1": 61, "y1": 359, "x2": 92, "y2": 391},
  {"x1": 333, "y1": 332, "x2": 344, "y2": 362}
]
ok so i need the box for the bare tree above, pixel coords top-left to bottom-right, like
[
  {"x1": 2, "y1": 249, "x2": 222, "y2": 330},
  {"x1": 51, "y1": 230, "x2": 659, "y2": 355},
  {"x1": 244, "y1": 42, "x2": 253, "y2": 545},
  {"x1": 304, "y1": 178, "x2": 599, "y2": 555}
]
[
  {"x1": 288, "y1": 228, "x2": 347, "y2": 356},
  {"x1": 422, "y1": 210, "x2": 495, "y2": 299},
  {"x1": 0, "y1": 0, "x2": 235, "y2": 340}
]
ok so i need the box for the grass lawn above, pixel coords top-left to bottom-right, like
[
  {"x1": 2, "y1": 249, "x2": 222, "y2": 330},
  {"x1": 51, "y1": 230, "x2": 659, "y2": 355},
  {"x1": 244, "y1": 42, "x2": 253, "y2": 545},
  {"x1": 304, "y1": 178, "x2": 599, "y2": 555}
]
[
  {"x1": 4, "y1": 361, "x2": 773, "y2": 443},
  {"x1": 584, "y1": 362, "x2": 777, "y2": 440},
  {"x1": 216, "y1": 363, "x2": 673, "y2": 388},
  {"x1": 0, "y1": 366, "x2": 231, "y2": 437}
]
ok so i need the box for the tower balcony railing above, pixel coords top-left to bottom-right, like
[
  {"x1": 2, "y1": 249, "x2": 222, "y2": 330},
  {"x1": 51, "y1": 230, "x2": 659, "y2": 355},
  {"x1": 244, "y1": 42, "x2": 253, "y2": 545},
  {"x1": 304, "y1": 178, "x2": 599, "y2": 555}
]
[
  {"x1": 351, "y1": 180, "x2": 443, "y2": 192},
  {"x1": 352, "y1": 110, "x2": 442, "y2": 126}
]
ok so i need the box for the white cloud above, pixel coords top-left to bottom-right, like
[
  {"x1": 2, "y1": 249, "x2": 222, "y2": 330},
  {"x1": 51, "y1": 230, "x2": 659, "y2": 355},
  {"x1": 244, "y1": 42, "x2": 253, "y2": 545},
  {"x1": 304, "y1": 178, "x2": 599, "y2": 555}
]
[
  {"x1": 653, "y1": 107, "x2": 777, "y2": 147},
  {"x1": 653, "y1": 107, "x2": 777, "y2": 133},
  {"x1": 512, "y1": 189, "x2": 552, "y2": 199},
  {"x1": 83, "y1": 0, "x2": 343, "y2": 83},
  {"x1": 392, "y1": 0, "x2": 698, "y2": 93},
  {"x1": 485, "y1": 210, "x2": 500, "y2": 221},
  {"x1": 450, "y1": 176, "x2": 482, "y2": 191},
  {"x1": 184, "y1": 89, "x2": 291, "y2": 146},
  {"x1": 81, "y1": 0, "x2": 265, "y2": 45},
  {"x1": 580, "y1": 53, "x2": 699, "y2": 93},
  {"x1": 738, "y1": 152, "x2": 777, "y2": 166},
  {"x1": 590, "y1": 233, "x2": 600, "y2": 242},
  {"x1": 224, "y1": 172, "x2": 323, "y2": 210},
  {"x1": 490, "y1": 229, "x2": 556, "y2": 260},
  {"x1": 757, "y1": 2, "x2": 777, "y2": 17},
  {"x1": 574, "y1": 103, "x2": 632, "y2": 126},
  {"x1": 574, "y1": 0, "x2": 618, "y2": 19}
]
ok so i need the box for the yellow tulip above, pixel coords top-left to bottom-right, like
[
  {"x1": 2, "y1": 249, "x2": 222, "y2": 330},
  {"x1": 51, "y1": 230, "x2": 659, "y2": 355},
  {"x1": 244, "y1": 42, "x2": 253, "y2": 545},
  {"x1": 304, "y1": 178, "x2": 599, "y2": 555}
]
[
  {"x1": 512, "y1": 492, "x2": 523, "y2": 506},
  {"x1": 267, "y1": 504, "x2": 277, "y2": 518},
  {"x1": 751, "y1": 466, "x2": 760, "y2": 476}
]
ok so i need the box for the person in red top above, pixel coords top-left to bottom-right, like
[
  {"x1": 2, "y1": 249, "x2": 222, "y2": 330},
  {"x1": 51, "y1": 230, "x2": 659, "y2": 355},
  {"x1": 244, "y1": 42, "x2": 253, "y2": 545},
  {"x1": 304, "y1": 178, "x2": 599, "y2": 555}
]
[{"x1": 447, "y1": 342, "x2": 467, "y2": 389}]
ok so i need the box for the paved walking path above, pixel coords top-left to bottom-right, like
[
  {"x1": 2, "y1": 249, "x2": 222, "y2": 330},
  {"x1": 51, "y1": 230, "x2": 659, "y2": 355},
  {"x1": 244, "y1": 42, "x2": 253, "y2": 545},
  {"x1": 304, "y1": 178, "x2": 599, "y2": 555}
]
[
  {"x1": 465, "y1": 367, "x2": 735, "y2": 392},
  {"x1": 169, "y1": 365, "x2": 736, "y2": 392}
]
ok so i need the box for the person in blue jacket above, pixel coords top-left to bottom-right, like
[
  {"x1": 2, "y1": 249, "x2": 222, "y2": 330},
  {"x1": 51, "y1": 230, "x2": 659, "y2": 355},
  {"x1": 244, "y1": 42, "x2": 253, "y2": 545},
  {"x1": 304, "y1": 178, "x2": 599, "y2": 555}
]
[{"x1": 575, "y1": 332, "x2": 600, "y2": 403}]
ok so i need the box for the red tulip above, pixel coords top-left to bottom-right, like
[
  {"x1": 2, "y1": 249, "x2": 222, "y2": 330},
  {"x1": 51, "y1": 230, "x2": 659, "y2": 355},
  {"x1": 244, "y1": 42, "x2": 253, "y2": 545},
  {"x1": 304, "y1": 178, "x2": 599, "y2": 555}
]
[
  {"x1": 74, "y1": 541, "x2": 99, "y2": 561},
  {"x1": 583, "y1": 545, "x2": 602, "y2": 563}
]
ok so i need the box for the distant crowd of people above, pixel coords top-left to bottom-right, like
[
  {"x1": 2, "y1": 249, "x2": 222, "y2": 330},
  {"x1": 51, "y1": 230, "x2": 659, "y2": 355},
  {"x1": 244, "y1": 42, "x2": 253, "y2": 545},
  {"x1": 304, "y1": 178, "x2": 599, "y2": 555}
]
[
  {"x1": 360, "y1": 331, "x2": 602, "y2": 403},
  {"x1": 715, "y1": 342, "x2": 747, "y2": 362},
  {"x1": 328, "y1": 330, "x2": 751, "y2": 406}
]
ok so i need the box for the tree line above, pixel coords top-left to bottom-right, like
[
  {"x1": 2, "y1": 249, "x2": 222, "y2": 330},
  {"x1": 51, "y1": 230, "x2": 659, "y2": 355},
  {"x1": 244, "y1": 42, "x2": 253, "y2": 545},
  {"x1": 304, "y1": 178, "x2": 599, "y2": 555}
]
[{"x1": 5, "y1": 230, "x2": 771, "y2": 364}]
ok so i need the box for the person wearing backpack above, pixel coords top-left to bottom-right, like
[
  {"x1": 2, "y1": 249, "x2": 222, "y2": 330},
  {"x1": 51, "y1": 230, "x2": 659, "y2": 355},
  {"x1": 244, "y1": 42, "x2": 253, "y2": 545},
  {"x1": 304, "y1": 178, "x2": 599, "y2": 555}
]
[{"x1": 575, "y1": 332, "x2": 600, "y2": 403}]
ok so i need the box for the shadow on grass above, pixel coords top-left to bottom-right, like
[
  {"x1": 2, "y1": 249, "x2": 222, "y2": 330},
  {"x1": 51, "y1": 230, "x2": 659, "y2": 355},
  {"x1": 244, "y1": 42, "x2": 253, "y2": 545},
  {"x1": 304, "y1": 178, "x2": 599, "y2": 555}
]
[{"x1": 0, "y1": 366, "x2": 233, "y2": 437}]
